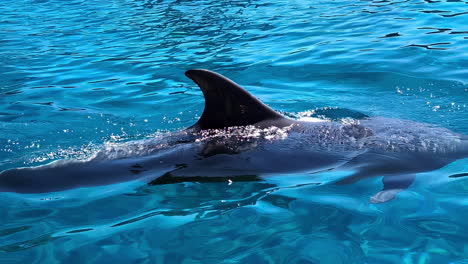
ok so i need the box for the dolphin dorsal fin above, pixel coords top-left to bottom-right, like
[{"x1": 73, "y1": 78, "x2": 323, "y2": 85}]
[{"x1": 185, "y1": 69, "x2": 285, "y2": 130}]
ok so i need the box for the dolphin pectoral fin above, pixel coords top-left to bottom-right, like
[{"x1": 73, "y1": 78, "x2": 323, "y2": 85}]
[
  {"x1": 334, "y1": 171, "x2": 415, "y2": 203},
  {"x1": 369, "y1": 189, "x2": 404, "y2": 204},
  {"x1": 369, "y1": 174, "x2": 415, "y2": 204},
  {"x1": 185, "y1": 69, "x2": 290, "y2": 130}
]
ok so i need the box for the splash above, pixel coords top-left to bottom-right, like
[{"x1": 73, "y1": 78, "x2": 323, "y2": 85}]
[{"x1": 195, "y1": 125, "x2": 292, "y2": 143}]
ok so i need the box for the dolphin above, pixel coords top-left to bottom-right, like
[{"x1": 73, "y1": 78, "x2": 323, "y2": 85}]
[{"x1": 0, "y1": 69, "x2": 467, "y2": 203}]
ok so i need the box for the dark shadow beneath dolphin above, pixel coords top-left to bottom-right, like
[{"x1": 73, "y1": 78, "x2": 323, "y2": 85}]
[{"x1": 0, "y1": 69, "x2": 467, "y2": 203}]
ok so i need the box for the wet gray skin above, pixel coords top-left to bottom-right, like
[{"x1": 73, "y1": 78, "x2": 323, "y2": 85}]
[{"x1": 0, "y1": 69, "x2": 467, "y2": 203}]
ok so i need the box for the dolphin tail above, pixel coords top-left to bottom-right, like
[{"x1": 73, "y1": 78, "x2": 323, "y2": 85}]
[{"x1": 185, "y1": 69, "x2": 291, "y2": 130}]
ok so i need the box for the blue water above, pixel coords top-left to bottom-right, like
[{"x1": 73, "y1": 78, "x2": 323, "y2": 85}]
[{"x1": 1, "y1": 0, "x2": 468, "y2": 263}]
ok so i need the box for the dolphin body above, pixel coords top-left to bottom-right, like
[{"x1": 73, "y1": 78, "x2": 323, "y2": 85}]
[{"x1": 0, "y1": 69, "x2": 467, "y2": 202}]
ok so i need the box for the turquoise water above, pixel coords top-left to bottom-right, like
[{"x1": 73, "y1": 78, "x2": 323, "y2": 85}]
[{"x1": 1, "y1": 0, "x2": 468, "y2": 263}]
